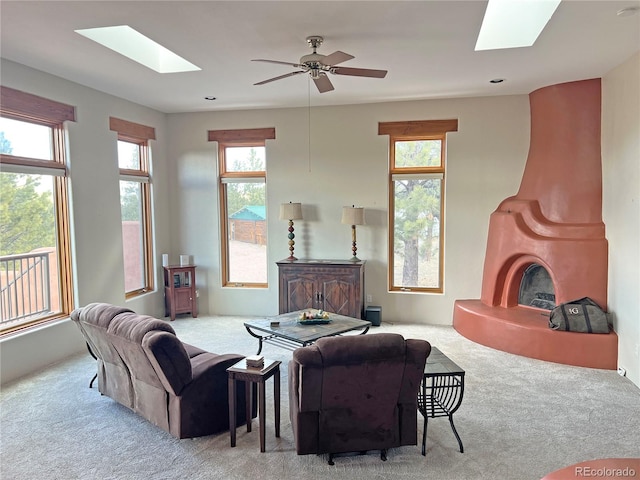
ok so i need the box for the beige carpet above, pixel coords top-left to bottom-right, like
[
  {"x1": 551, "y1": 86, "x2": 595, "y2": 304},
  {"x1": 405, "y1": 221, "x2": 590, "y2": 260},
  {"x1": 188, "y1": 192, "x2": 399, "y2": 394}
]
[{"x1": 1, "y1": 315, "x2": 639, "y2": 480}]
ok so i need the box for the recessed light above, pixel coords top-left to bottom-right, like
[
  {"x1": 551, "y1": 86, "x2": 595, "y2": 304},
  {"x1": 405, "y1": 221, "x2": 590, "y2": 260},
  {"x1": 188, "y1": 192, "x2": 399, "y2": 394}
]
[
  {"x1": 75, "y1": 25, "x2": 201, "y2": 73},
  {"x1": 617, "y1": 6, "x2": 640, "y2": 17},
  {"x1": 475, "y1": 0, "x2": 562, "y2": 51},
  {"x1": 490, "y1": 78, "x2": 505, "y2": 84}
]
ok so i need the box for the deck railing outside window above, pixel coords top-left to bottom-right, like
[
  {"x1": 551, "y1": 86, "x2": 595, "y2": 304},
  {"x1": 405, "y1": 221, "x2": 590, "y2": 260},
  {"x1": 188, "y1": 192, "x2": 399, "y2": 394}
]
[{"x1": 0, "y1": 251, "x2": 51, "y2": 325}]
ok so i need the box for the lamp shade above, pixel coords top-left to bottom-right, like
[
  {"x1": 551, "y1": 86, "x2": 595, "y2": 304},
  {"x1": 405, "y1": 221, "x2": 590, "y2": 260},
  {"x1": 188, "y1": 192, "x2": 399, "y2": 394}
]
[
  {"x1": 341, "y1": 206, "x2": 365, "y2": 225},
  {"x1": 280, "y1": 202, "x2": 303, "y2": 220}
]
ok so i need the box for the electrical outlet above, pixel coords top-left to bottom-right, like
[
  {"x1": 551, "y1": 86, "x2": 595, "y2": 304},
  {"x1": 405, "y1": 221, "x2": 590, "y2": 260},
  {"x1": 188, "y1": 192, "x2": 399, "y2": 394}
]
[
  {"x1": 366, "y1": 294, "x2": 372, "y2": 303},
  {"x1": 617, "y1": 367, "x2": 626, "y2": 377},
  {"x1": 195, "y1": 289, "x2": 200, "y2": 298}
]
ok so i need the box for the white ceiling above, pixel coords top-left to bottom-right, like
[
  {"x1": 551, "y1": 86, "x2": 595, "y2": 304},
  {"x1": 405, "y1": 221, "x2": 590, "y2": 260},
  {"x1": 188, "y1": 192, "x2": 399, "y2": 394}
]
[{"x1": 1, "y1": 1, "x2": 639, "y2": 113}]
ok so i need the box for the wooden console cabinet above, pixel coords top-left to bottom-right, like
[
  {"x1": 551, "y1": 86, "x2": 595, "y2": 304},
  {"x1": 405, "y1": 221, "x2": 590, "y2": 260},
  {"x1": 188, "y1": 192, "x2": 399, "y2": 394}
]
[
  {"x1": 163, "y1": 265, "x2": 197, "y2": 321},
  {"x1": 276, "y1": 259, "x2": 365, "y2": 319}
]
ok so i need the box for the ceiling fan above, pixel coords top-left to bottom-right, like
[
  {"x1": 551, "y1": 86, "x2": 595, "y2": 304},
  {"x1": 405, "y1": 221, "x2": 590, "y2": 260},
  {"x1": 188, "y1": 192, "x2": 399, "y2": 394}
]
[{"x1": 252, "y1": 35, "x2": 388, "y2": 93}]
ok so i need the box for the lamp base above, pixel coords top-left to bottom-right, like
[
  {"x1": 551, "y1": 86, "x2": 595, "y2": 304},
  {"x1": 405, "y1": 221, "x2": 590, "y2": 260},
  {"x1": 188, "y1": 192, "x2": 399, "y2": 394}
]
[
  {"x1": 349, "y1": 256, "x2": 360, "y2": 262},
  {"x1": 286, "y1": 255, "x2": 298, "y2": 261}
]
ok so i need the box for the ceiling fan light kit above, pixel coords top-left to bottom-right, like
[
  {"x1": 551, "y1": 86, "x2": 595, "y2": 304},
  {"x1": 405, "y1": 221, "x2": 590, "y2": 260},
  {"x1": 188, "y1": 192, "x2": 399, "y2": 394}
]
[{"x1": 253, "y1": 35, "x2": 388, "y2": 93}]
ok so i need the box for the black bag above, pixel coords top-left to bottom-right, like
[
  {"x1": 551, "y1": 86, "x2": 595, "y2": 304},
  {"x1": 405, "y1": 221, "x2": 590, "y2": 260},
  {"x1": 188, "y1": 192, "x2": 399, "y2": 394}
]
[{"x1": 549, "y1": 297, "x2": 611, "y2": 333}]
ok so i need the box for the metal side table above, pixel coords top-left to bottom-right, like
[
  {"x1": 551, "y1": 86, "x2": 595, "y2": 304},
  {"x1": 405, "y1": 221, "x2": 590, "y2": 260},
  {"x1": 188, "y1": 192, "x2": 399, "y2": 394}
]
[{"x1": 418, "y1": 346, "x2": 465, "y2": 455}]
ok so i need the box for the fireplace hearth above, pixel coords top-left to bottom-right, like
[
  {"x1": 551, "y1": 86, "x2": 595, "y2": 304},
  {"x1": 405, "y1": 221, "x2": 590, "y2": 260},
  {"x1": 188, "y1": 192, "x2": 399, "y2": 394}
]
[{"x1": 453, "y1": 79, "x2": 618, "y2": 370}]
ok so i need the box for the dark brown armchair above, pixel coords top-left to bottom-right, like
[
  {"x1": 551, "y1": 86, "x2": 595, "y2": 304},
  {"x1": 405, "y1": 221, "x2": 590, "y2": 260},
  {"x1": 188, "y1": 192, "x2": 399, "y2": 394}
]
[{"x1": 288, "y1": 333, "x2": 430, "y2": 464}]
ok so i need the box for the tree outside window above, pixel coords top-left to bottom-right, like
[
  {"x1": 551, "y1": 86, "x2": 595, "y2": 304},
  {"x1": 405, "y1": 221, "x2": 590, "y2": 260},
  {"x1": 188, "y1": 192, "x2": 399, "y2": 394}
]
[
  {"x1": 392, "y1": 139, "x2": 444, "y2": 290},
  {"x1": 380, "y1": 119, "x2": 458, "y2": 294}
]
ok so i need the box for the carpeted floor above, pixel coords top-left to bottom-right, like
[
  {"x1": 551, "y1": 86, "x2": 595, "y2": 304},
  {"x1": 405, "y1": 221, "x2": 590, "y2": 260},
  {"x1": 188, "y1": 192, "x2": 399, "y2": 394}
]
[{"x1": 1, "y1": 315, "x2": 639, "y2": 480}]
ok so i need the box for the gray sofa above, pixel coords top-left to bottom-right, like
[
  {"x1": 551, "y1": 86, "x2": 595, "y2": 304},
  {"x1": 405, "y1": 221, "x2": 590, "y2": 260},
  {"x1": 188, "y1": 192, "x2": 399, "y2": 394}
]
[
  {"x1": 71, "y1": 302, "x2": 251, "y2": 438},
  {"x1": 288, "y1": 333, "x2": 430, "y2": 464}
]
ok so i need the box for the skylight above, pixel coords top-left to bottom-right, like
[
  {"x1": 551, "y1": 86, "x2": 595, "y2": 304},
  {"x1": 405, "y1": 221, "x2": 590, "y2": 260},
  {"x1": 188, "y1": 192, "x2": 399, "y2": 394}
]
[
  {"x1": 75, "y1": 25, "x2": 201, "y2": 73},
  {"x1": 475, "y1": 0, "x2": 561, "y2": 51}
]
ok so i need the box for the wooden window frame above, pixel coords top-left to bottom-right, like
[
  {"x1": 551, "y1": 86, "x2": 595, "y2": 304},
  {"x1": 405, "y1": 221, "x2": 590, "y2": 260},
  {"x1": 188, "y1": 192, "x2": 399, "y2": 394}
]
[
  {"x1": 209, "y1": 128, "x2": 275, "y2": 288},
  {"x1": 379, "y1": 119, "x2": 458, "y2": 294},
  {"x1": 0, "y1": 87, "x2": 75, "y2": 334},
  {"x1": 110, "y1": 117, "x2": 155, "y2": 298}
]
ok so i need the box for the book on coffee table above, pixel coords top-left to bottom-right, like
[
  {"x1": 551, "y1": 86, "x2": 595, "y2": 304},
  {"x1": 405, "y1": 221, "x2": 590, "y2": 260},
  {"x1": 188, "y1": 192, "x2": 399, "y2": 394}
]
[{"x1": 245, "y1": 355, "x2": 264, "y2": 369}]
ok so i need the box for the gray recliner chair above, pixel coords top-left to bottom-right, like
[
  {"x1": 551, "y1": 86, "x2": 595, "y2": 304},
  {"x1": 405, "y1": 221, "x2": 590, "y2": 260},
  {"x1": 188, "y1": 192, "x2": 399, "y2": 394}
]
[{"x1": 288, "y1": 333, "x2": 430, "y2": 464}]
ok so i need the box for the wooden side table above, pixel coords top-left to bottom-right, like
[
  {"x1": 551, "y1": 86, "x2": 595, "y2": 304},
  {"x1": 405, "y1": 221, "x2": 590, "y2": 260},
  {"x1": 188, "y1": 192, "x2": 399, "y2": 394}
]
[
  {"x1": 227, "y1": 358, "x2": 281, "y2": 452},
  {"x1": 163, "y1": 265, "x2": 197, "y2": 321}
]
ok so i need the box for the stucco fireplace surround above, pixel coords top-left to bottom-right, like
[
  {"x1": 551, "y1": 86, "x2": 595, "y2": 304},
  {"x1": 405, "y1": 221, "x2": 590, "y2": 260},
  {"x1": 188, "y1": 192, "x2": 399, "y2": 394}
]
[{"x1": 453, "y1": 78, "x2": 618, "y2": 370}]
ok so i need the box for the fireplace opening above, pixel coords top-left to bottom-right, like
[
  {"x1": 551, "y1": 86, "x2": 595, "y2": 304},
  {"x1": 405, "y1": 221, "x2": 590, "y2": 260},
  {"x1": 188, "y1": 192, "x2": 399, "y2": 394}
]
[{"x1": 518, "y1": 264, "x2": 555, "y2": 310}]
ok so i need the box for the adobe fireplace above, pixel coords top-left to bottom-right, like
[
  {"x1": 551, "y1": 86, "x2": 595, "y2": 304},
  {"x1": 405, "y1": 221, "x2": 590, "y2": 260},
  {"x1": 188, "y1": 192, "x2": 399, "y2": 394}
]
[{"x1": 453, "y1": 78, "x2": 618, "y2": 370}]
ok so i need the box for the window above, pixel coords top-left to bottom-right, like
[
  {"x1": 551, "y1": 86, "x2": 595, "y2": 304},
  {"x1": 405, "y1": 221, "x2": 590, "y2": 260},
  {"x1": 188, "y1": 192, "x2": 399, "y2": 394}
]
[
  {"x1": 110, "y1": 117, "x2": 155, "y2": 297},
  {"x1": 379, "y1": 120, "x2": 458, "y2": 293},
  {"x1": 0, "y1": 86, "x2": 75, "y2": 333},
  {"x1": 209, "y1": 128, "x2": 275, "y2": 288}
]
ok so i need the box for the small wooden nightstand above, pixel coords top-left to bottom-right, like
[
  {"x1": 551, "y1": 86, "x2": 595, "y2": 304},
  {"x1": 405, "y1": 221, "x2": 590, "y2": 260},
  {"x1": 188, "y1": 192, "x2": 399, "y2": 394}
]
[{"x1": 163, "y1": 265, "x2": 197, "y2": 321}]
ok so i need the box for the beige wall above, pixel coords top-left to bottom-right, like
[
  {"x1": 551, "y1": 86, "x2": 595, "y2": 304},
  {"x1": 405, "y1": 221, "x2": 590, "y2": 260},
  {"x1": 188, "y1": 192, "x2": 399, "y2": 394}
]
[
  {"x1": 1, "y1": 53, "x2": 638, "y2": 388},
  {"x1": 0, "y1": 59, "x2": 171, "y2": 384},
  {"x1": 602, "y1": 52, "x2": 640, "y2": 386},
  {"x1": 167, "y1": 95, "x2": 530, "y2": 324}
]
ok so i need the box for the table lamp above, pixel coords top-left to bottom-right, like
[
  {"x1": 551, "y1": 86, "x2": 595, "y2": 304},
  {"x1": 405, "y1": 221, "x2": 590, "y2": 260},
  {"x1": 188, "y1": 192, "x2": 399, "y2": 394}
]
[
  {"x1": 341, "y1": 205, "x2": 365, "y2": 261},
  {"x1": 279, "y1": 202, "x2": 303, "y2": 260}
]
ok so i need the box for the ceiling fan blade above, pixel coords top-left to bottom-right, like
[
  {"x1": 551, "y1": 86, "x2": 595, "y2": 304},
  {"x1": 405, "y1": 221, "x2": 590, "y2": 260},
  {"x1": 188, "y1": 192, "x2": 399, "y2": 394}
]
[
  {"x1": 313, "y1": 74, "x2": 334, "y2": 93},
  {"x1": 254, "y1": 70, "x2": 305, "y2": 86},
  {"x1": 252, "y1": 59, "x2": 301, "y2": 68},
  {"x1": 332, "y1": 66, "x2": 388, "y2": 78},
  {"x1": 322, "y1": 51, "x2": 354, "y2": 66}
]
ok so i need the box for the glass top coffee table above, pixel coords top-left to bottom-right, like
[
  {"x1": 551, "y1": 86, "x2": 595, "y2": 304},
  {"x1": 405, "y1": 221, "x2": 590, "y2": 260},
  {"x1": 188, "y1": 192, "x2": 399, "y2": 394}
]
[{"x1": 244, "y1": 310, "x2": 371, "y2": 354}]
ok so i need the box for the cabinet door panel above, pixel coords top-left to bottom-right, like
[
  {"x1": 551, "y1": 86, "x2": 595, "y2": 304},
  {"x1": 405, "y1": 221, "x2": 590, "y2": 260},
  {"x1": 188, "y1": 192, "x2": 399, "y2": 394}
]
[
  {"x1": 286, "y1": 277, "x2": 316, "y2": 312},
  {"x1": 277, "y1": 260, "x2": 364, "y2": 318},
  {"x1": 321, "y1": 279, "x2": 355, "y2": 317},
  {"x1": 175, "y1": 289, "x2": 193, "y2": 311}
]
